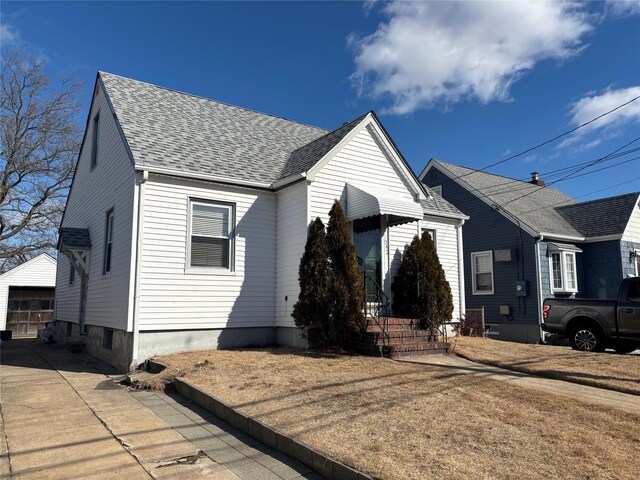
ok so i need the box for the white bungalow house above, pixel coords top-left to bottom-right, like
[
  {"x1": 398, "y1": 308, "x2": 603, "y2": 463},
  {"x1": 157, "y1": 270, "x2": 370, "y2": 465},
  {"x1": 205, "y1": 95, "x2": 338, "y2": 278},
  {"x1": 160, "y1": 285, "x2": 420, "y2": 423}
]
[
  {"x1": 0, "y1": 253, "x2": 57, "y2": 338},
  {"x1": 55, "y1": 73, "x2": 468, "y2": 371}
]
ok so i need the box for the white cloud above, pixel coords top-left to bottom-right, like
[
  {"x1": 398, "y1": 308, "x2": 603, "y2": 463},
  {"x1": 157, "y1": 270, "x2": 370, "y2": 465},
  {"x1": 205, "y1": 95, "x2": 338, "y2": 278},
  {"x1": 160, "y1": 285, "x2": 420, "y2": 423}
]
[
  {"x1": 606, "y1": 0, "x2": 640, "y2": 16},
  {"x1": 0, "y1": 23, "x2": 20, "y2": 45},
  {"x1": 349, "y1": 1, "x2": 595, "y2": 114},
  {"x1": 568, "y1": 86, "x2": 640, "y2": 133}
]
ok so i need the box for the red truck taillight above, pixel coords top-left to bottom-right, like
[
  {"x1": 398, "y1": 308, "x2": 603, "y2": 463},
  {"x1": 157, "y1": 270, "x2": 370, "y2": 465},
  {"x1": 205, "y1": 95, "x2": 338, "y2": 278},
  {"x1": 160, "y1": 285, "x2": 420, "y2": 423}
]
[{"x1": 543, "y1": 305, "x2": 550, "y2": 319}]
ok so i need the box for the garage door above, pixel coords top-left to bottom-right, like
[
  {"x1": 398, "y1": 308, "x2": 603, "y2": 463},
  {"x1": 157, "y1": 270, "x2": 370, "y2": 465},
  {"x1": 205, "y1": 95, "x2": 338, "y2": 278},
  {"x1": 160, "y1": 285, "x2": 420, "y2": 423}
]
[{"x1": 6, "y1": 287, "x2": 55, "y2": 337}]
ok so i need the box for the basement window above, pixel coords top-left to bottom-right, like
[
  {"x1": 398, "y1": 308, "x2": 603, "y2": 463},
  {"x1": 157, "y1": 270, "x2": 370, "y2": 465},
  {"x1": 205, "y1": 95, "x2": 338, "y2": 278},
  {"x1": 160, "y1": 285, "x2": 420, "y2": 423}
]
[
  {"x1": 485, "y1": 324, "x2": 500, "y2": 335},
  {"x1": 103, "y1": 328, "x2": 114, "y2": 350}
]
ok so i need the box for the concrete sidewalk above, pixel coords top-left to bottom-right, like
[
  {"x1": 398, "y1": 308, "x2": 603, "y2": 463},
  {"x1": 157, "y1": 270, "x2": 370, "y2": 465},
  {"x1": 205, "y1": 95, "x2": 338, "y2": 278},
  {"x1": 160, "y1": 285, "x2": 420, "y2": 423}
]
[{"x1": 402, "y1": 354, "x2": 640, "y2": 416}]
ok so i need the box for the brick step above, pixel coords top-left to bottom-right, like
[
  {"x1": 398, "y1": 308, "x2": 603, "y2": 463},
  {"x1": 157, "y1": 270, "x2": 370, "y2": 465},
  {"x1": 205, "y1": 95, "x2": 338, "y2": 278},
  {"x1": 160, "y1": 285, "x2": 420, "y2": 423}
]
[
  {"x1": 348, "y1": 341, "x2": 449, "y2": 358},
  {"x1": 377, "y1": 317, "x2": 416, "y2": 326},
  {"x1": 366, "y1": 324, "x2": 414, "y2": 332},
  {"x1": 362, "y1": 333, "x2": 440, "y2": 345}
]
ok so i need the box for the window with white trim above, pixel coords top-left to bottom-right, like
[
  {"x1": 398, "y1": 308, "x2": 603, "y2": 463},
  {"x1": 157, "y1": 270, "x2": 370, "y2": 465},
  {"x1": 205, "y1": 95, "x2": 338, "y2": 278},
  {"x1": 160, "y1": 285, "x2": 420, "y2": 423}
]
[
  {"x1": 103, "y1": 208, "x2": 114, "y2": 274},
  {"x1": 188, "y1": 200, "x2": 234, "y2": 270},
  {"x1": 471, "y1": 251, "x2": 494, "y2": 295},
  {"x1": 550, "y1": 251, "x2": 578, "y2": 293}
]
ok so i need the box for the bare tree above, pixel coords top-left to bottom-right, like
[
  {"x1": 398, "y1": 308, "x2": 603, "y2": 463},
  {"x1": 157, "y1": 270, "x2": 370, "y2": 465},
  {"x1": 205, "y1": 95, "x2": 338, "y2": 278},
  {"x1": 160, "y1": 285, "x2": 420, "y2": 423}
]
[{"x1": 1, "y1": 49, "x2": 81, "y2": 272}]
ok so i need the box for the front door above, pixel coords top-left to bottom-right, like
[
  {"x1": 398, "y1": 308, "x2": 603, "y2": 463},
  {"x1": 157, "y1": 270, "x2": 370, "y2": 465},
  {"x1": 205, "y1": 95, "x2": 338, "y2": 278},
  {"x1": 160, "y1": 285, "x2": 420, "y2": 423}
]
[{"x1": 353, "y1": 217, "x2": 382, "y2": 301}]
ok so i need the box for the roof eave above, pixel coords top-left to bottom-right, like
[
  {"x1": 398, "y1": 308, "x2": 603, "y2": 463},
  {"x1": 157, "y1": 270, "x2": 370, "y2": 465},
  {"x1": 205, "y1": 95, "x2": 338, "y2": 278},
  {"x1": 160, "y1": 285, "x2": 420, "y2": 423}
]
[
  {"x1": 538, "y1": 232, "x2": 586, "y2": 242},
  {"x1": 141, "y1": 166, "x2": 273, "y2": 190}
]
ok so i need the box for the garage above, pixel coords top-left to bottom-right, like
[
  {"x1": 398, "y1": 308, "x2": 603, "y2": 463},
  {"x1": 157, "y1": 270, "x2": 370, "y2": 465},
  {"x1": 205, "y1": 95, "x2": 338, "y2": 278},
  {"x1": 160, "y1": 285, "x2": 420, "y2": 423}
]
[{"x1": 0, "y1": 254, "x2": 57, "y2": 338}]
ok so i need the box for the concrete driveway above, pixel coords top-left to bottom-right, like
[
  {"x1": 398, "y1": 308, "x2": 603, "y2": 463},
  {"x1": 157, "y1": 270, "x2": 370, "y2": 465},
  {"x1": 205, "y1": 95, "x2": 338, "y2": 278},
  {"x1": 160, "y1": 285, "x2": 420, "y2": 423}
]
[{"x1": 1, "y1": 339, "x2": 320, "y2": 480}]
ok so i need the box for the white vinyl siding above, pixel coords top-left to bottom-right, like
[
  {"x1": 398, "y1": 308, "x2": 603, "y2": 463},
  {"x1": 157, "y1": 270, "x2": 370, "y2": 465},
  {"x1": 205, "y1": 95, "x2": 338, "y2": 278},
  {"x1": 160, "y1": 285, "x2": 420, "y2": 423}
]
[
  {"x1": 137, "y1": 175, "x2": 276, "y2": 330},
  {"x1": 389, "y1": 218, "x2": 462, "y2": 322},
  {"x1": 188, "y1": 201, "x2": 233, "y2": 270},
  {"x1": 0, "y1": 254, "x2": 57, "y2": 330},
  {"x1": 309, "y1": 125, "x2": 416, "y2": 223},
  {"x1": 550, "y1": 251, "x2": 578, "y2": 293},
  {"x1": 54, "y1": 85, "x2": 136, "y2": 331},
  {"x1": 472, "y1": 251, "x2": 494, "y2": 295},
  {"x1": 275, "y1": 182, "x2": 309, "y2": 327},
  {"x1": 622, "y1": 201, "x2": 640, "y2": 243}
]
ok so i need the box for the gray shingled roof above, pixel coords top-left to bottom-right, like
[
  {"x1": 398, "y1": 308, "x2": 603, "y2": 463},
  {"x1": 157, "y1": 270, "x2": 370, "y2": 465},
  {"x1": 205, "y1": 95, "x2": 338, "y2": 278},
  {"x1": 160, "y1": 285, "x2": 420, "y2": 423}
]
[
  {"x1": 556, "y1": 192, "x2": 639, "y2": 237},
  {"x1": 98, "y1": 73, "x2": 464, "y2": 219},
  {"x1": 280, "y1": 114, "x2": 368, "y2": 178},
  {"x1": 59, "y1": 228, "x2": 91, "y2": 250},
  {"x1": 420, "y1": 189, "x2": 466, "y2": 218},
  {"x1": 432, "y1": 160, "x2": 583, "y2": 237},
  {"x1": 100, "y1": 72, "x2": 334, "y2": 185}
]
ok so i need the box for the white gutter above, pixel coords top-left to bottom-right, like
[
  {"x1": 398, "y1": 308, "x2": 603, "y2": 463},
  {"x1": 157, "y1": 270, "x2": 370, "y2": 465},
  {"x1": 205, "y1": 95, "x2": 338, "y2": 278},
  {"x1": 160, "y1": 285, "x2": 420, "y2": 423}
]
[
  {"x1": 534, "y1": 234, "x2": 545, "y2": 343},
  {"x1": 131, "y1": 170, "x2": 148, "y2": 370},
  {"x1": 581, "y1": 234, "x2": 623, "y2": 243},
  {"x1": 538, "y1": 232, "x2": 585, "y2": 242},
  {"x1": 143, "y1": 165, "x2": 272, "y2": 189},
  {"x1": 271, "y1": 172, "x2": 307, "y2": 189}
]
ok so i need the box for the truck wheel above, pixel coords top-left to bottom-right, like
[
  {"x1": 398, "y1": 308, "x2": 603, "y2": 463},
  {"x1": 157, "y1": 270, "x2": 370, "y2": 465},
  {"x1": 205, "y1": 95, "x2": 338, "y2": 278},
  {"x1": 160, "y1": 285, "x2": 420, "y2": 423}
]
[{"x1": 569, "y1": 326, "x2": 604, "y2": 352}]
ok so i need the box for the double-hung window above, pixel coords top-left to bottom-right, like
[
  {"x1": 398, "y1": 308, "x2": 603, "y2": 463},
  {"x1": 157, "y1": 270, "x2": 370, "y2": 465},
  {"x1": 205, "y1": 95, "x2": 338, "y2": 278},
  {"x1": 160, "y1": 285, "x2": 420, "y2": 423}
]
[
  {"x1": 103, "y1": 208, "x2": 114, "y2": 274},
  {"x1": 471, "y1": 251, "x2": 494, "y2": 295},
  {"x1": 550, "y1": 250, "x2": 578, "y2": 293},
  {"x1": 189, "y1": 200, "x2": 233, "y2": 270}
]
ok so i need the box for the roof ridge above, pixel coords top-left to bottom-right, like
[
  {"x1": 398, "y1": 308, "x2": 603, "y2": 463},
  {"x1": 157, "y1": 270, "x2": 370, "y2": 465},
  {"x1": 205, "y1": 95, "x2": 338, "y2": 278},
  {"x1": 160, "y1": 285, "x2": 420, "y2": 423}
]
[
  {"x1": 434, "y1": 158, "x2": 541, "y2": 186},
  {"x1": 556, "y1": 191, "x2": 640, "y2": 210},
  {"x1": 289, "y1": 112, "x2": 369, "y2": 153},
  {"x1": 98, "y1": 71, "x2": 329, "y2": 134}
]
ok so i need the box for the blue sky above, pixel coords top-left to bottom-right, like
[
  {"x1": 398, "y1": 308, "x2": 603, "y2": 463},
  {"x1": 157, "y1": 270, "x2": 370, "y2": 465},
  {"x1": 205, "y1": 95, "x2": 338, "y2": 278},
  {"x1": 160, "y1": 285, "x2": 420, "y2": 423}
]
[{"x1": 2, "y1": 1, "x2": 639, "y2": 201}]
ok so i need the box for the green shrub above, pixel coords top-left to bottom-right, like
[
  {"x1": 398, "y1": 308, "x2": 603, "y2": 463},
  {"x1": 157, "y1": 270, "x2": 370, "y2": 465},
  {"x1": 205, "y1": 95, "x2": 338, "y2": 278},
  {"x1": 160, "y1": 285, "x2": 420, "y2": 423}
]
[
  {"x1": 326, "y1": 200, "x2": 365, "y2": 344},
  {"x1": 292, "y1": 218, "x2": 332, "y2": 346},
  {"x1": 391, "y1": 230, "x2": 453, "y2": 331}
]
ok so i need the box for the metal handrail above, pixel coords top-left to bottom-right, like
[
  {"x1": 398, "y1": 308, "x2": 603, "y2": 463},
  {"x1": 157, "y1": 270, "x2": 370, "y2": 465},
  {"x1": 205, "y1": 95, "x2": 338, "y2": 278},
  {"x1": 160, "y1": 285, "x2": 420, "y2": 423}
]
[{"x1": 363, "y1": 273, "x2": 390, "y2": 347}]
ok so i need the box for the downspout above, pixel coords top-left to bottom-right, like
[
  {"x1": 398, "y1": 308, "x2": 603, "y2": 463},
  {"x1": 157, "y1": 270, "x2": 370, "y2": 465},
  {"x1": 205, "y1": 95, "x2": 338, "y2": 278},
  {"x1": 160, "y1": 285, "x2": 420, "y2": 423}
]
[
  {"x1": 457, "y1": 219, "x2": 466, "y2": 320},
  {"x1": 131, "y1": 170, "x2": 148, "y2": 370},
  {"x1": 534, "y1": 234, "x2": 544, "y2": 343}
]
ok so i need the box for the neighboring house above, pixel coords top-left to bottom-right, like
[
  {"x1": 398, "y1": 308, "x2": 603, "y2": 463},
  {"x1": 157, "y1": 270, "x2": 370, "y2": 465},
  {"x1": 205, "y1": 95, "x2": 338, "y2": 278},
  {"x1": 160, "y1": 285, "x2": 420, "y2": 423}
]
[
  {"x1": 420, "y1": 159, "x2": 640, "y2": 342},
  {"x1": 54, "y1": 72, "x2": 467, "y2": 371},
  {"x1": 0, "y1": 253, "x2": 57, "y2": 337}
]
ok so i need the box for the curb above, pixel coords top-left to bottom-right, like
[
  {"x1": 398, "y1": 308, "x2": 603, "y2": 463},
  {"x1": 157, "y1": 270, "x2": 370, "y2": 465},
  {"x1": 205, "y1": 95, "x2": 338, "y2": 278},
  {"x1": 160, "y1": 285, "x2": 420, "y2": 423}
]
[{"x1": 173, "y1": 377, "x2": 374, "y2": 480}]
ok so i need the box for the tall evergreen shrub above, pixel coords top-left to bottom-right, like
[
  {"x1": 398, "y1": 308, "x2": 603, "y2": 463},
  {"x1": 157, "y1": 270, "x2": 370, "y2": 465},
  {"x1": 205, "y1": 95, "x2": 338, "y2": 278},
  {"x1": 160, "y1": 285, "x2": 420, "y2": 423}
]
[
  {"x1": 391, "y1": 231, "x2": 453, "y2": 331},
  {"x1": 292, "y1": 218, "x2": 332, "y2": 346},
  {"x1": 326, "y1": 200, "x2": 365, "y2": 343}
]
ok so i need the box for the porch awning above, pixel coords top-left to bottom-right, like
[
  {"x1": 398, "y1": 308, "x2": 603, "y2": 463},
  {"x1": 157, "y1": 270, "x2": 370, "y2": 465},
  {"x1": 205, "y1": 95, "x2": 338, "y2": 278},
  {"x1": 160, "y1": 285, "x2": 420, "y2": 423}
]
[
  {"x1": 548, "y1": 242, "x2": 582, "y2": 253},
  {"x1": 58, "y1": 227, "x2": 92, "y2": 253},
  {"x1": 346, "y1": 183, "x2": 424, "y2": 226}
]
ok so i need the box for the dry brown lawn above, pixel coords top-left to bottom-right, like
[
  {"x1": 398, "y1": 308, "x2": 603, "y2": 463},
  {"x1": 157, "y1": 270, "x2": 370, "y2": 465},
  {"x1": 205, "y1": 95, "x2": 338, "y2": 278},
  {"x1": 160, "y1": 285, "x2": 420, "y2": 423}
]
[
  {"x1": 451, "y1": 336, "x2": 640, "y2": 395},
  {"x1": 151, "y1": 349, "x2": 639, "y2": 480}
]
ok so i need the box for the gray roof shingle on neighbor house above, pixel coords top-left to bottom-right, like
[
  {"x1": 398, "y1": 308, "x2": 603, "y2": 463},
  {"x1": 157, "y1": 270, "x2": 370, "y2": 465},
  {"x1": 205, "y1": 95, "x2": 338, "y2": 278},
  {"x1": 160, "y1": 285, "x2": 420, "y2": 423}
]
[
  {"x1": 556, "y1": 192, "x2": 640, "y2": 237},
  {"x1": 58, "y1": 228, "x2": 92, "y2": 250},
  {"x1": 100, "y1": 72, "x2": 335, "y2": 185},
  {"x1": 433, "y1": 160, "x2": 583, "y2": 237}
]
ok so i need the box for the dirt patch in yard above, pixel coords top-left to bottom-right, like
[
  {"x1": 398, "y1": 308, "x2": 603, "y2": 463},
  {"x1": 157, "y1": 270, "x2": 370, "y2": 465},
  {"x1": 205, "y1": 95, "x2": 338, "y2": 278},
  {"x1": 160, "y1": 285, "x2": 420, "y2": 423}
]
[
  {"x1": 451, "y1": 336, "x2": 640, "y2": 395},
  {"x1": 149, "y1": 348, "x2": 639, "y2": 480}
]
